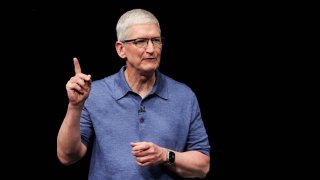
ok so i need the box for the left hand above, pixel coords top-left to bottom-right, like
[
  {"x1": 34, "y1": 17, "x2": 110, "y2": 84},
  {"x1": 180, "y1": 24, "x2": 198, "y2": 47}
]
[{"x1": 130, "y1": 142, "x2": 166, "y2": 167}]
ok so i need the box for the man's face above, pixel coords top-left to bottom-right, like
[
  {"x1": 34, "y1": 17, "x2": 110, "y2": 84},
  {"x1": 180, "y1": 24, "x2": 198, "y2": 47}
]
[{"x1": 122, "y1": 24, "x2": 162, "y2": 75}]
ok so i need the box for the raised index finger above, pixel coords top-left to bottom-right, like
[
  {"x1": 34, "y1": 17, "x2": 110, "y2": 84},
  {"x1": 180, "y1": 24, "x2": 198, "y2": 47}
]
[{"x1": 73, "y1": 57, "x2": 82, "y2": 74}]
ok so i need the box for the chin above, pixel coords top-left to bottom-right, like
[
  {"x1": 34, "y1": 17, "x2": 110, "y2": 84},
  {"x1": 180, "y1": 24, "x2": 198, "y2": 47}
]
[
  {"x1": 140, "y1": 66, "x2": 158, "y2": 76},
  {"x1": 143, "y1": 62, "x2": 159, "y2": 71}
]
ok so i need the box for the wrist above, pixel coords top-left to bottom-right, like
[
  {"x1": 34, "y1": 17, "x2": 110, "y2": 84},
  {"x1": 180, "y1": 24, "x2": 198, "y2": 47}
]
[
  {"x1": 161, "y1": 148, "x2": 168, "y2": 163},
  {"x1": 68, "y1": 103, "x2": 84, "y2": 110}
]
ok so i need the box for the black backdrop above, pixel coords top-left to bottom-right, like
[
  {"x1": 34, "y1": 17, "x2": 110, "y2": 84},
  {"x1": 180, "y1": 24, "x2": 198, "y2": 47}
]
[{"x1": 29, "y1": 1, "x2": 274, "y2": 179}]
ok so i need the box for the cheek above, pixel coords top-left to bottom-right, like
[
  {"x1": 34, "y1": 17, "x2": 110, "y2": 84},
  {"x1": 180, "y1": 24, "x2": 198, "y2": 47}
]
[
  {"x1": 127, "y1": 50, "x2": 142, "y2": 59},
  {"x1": 138, "y1": 51, "x2": 145, "y2": 57}
]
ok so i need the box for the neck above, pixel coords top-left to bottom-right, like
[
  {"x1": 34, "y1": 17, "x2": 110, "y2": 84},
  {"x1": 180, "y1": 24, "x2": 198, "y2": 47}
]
[{"x1": 125, "y1": 69, "x2": 156, "y2": 98}]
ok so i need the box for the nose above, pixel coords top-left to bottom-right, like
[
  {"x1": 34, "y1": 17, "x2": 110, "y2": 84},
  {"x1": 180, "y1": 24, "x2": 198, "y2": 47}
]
[{"x1": 145, "y1": 39, "x2": 155, "y2": 52}]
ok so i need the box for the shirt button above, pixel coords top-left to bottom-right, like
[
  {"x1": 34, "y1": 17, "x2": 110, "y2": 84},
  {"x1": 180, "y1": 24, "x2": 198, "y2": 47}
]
[{"x1": 140, "y1": 117, "x2": 144, "y2": 123}]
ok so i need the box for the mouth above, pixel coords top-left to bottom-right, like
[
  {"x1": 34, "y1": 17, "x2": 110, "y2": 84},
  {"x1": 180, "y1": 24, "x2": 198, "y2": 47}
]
[{"x1": 143, "y1": 57, "x2": 157, "y2": 61}]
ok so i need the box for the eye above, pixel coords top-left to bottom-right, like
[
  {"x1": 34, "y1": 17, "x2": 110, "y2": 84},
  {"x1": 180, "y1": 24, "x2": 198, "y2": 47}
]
[
  {"x1": 134, "y1": 39, "x2": 148, "y2": 44},
  {"x1": 152, "y1": 38, "x2": 161, "y2": 43}
]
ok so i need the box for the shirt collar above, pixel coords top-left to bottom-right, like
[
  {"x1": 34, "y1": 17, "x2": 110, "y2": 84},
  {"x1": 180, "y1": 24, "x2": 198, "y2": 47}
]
[
  {"x1": 150, "y1": 69, "x2": 168, "y2": 100},
  {"x1": 113, "y1": 66, "x2": 168, "y2": 100}
]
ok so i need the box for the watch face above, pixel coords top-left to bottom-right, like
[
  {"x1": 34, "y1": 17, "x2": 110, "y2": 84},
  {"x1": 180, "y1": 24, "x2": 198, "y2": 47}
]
[{"x1": 169, "y1": 151, "x2": 175, "y2": 163}]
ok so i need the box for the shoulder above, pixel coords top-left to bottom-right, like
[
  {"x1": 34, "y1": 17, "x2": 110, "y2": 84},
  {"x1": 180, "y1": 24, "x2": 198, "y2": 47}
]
[
  {"x1": 89, "y1": 73, "x2": 118, "y2": 96},
  {"x1": 161, "y1": 73, "x2": 196, "y2": 97},
  {"x1": 92, "y1": 73, "x2": 115, "y2": 88}
]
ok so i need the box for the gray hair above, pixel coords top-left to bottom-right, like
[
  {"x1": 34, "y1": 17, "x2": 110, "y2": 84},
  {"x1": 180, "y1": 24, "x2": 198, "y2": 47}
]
[{"x1": 116, "y1": 9, "x2": 161, "y2": 41}]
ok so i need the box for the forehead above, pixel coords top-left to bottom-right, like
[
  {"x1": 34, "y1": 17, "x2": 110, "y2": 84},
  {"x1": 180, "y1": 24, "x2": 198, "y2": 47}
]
[{"x1": 127, "y1": 24, "x2": 160, "y2": 38}]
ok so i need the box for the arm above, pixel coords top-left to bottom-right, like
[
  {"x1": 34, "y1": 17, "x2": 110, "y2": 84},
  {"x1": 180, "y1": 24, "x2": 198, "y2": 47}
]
[
  {"x1": 167, "y1": 93, "x2": 210, "y2": 178},
  {"x1": 165, "y1": 150, "x2": 210, "y2": 178},
  {"x1": 57, "y1": 58, "x2": 92, "y2": 165},
  {"x1": 131, "y1": 142, "x2": 210, "y2": 178},
  {"x1": 131, "y1": 94, "x2": 210, "y2": 178}
]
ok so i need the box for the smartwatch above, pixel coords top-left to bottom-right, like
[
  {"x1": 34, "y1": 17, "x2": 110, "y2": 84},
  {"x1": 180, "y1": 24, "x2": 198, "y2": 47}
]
[{"x1": 165, "y1": 149, "x2": 175, "y2": 166}]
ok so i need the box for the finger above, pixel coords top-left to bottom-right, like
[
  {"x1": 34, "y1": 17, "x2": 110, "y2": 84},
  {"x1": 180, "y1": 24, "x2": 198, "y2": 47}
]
[
  {"x1": 130, "y1": 142, "x2": 138, "y2": 147},
  {"x1": 85, "y1": 74, "x2": 92, "y2": 82},
  {"x1": 70, "y1": 76, "x2": 86, "y2": 86},
  {"x1": 73, "y1": 57, "x2": 82, "y2": 74},
  {"x1": 135, "y1": 156, "x2": 154, "y2": 166},
  {"x1": 66, "y1": 83, "x2": 84, "y2": 94},
  {"x1": 132, "y1": 150, "x2": 148, "y2": 157},
  {"x1": 75, "y1": 73, "x2": 91, "y2": 82},
  {"x1": 136, "y1": 161, "x2": 152, "y2": 167},
  {"x1": 132, "y1": 144, "x2": 149, "y2": 151},
  {"x1": 69, "y1": 76, "x2": 91, "y2": 94}
]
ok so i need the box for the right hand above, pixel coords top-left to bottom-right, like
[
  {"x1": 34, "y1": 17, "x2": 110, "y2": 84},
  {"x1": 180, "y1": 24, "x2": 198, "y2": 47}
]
[{"x1": 65, "y1": 57, "x2": 92, "y2": 107}]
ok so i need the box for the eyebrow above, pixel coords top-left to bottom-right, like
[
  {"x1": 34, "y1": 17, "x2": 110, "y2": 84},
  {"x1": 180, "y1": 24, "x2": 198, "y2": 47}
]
[{"x1": 120, "y1": 37, "x2": 161, "y2": 42}]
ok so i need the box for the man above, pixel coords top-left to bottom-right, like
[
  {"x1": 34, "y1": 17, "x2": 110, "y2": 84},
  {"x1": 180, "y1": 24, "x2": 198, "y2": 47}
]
[{"x1": 57, "y1": 8, "x2": 210, "y2": 179}]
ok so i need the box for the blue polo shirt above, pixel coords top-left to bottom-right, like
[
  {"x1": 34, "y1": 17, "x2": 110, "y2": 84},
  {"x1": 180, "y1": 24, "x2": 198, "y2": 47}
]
[{"x1": 80, "y1": 66, "x2": 210, "y2": 179}]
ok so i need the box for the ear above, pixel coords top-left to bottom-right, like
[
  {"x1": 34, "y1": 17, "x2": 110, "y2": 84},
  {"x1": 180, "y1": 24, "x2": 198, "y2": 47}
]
[{"x1": 115, "y1": 41, "x2": 126, "y2": 59}]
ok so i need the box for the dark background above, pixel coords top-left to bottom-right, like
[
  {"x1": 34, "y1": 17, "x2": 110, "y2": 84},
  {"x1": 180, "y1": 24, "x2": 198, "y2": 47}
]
[{"x1": 28, "y1": 1, "x2": 282, "y2": 179}]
